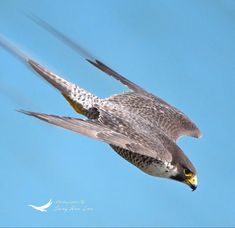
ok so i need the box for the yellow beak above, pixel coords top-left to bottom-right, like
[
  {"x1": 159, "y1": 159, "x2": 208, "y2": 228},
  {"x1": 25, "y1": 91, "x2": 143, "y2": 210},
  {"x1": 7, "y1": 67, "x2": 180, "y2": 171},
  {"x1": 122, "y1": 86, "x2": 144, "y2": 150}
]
[{"x1": 185, "y1": 175, "x2": 198, "y2": 191}]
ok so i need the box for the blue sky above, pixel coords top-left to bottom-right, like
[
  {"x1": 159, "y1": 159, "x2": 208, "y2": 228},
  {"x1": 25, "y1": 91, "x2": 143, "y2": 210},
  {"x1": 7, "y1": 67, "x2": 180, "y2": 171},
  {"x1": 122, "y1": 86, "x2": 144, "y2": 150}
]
[{"x1": 0, "y1": 0, "x2": 235, "y2": 227}]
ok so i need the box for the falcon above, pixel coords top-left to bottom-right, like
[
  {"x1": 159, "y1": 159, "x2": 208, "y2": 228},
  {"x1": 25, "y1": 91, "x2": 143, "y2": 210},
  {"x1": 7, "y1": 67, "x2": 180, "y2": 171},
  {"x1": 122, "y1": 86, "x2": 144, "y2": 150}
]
[{"x1": 0, "y1": 17, "x2": 201, "y2": 190}]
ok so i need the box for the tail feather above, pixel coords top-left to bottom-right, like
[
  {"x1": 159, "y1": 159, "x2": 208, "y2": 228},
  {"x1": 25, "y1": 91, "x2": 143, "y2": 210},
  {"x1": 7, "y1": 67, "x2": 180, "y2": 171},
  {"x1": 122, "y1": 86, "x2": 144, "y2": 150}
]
[
  {"x1": 28, "y1": 60, "x2": 74, "y2": 94},
  {"x1": 0, "y1": 36, "x2": 101, "y2": 117}
]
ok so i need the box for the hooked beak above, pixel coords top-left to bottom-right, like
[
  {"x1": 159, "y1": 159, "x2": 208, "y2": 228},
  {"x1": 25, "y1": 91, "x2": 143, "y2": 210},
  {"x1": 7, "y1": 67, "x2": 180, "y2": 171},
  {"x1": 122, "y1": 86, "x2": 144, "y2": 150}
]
[{"x1": 185, "y1": 175, "x2": 198, "y2": 191}]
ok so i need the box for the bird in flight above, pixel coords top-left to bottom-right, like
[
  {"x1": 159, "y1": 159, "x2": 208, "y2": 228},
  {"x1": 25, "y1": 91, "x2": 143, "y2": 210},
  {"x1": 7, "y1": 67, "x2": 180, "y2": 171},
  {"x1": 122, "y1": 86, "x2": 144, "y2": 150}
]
[
  {"x1": 0, "y1": 16, "x2": 201, "y2": 190},
  {"x1": 28, "y1": 199, "x2": 52, "y2": 212}
]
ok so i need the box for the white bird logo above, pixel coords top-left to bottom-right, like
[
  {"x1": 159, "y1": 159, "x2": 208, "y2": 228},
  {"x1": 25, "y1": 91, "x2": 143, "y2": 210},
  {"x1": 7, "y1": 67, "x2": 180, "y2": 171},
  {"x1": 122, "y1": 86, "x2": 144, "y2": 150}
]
[{"x1": 28, "y1": 199, "x2": 52, "y2": 212}]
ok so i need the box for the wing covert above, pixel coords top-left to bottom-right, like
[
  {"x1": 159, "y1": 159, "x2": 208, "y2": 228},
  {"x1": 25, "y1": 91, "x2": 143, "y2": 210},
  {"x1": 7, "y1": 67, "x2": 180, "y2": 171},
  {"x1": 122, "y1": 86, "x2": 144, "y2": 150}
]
[{"x1": 104, "y1": 92, "x2": 201, "y2": 142}]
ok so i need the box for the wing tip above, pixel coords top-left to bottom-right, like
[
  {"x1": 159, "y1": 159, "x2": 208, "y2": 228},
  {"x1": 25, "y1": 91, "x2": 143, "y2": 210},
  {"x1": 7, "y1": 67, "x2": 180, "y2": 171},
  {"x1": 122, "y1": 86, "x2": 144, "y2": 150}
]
[
  {"x1": 17, "y1": 109, "x2": 50, "y2": 122},
  {"x1": 16, "y1": 109, "x2": 30, "y2": 115},
  {"x1": 191, "y1": 126, "x2": 203, "y2": 139},
  {"x1": 0, "y1": 36, "x2": 29, "y2": 63}
]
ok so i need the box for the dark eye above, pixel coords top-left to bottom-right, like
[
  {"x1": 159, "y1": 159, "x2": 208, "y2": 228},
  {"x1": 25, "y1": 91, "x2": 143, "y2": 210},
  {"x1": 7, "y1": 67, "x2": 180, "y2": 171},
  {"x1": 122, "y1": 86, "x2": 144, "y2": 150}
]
[{"x1": 184, "y1": 168, "x2": 192, "y2": 176}]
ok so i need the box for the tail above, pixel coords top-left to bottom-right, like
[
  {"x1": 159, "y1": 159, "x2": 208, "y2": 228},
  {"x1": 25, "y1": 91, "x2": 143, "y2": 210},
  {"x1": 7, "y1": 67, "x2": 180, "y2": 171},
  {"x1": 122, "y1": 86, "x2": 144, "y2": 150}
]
[
  {"x1": 0, "y1": 36, "x2": 101, "y2": 118},
  {"x1": 28, "y1": 59, "x2": 100, "y2": 118}
]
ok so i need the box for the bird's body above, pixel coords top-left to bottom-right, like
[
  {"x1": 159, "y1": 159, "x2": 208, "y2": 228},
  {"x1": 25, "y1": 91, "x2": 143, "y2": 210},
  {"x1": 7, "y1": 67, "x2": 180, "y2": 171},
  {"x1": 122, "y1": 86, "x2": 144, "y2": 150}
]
[
  {"x1": 28, "y1": 60, "x2": 196, "y2": 180},
  {"x1": 0, "y1": 16, "x2": 201, "y2": 190},
  {"x1": 111, "y1": 145, "x2": 177, "y2": 177}
]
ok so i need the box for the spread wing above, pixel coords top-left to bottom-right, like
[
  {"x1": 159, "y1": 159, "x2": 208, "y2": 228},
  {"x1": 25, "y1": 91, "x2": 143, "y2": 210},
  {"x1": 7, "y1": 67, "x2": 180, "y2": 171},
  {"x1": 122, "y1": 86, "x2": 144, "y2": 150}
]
[
  {"x1": 27, "y1": 14, "x2": 148, "y2": 95},
  {"x1": 19, "y1": 110, "x2": 172, "y2": 162},
  {"x1": 103, "y1": 92, "x2": 202, "y2": 142}
]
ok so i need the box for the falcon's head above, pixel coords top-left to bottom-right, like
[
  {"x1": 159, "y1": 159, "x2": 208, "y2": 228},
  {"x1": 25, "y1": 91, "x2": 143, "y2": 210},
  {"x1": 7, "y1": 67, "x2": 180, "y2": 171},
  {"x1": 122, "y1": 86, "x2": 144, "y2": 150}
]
[
  {"x1": 170, "y1": 150, "x2": 198, "y2": 191},
  {"x1": 171, "y1": 165, "x2": 197, "y2": 191}
]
